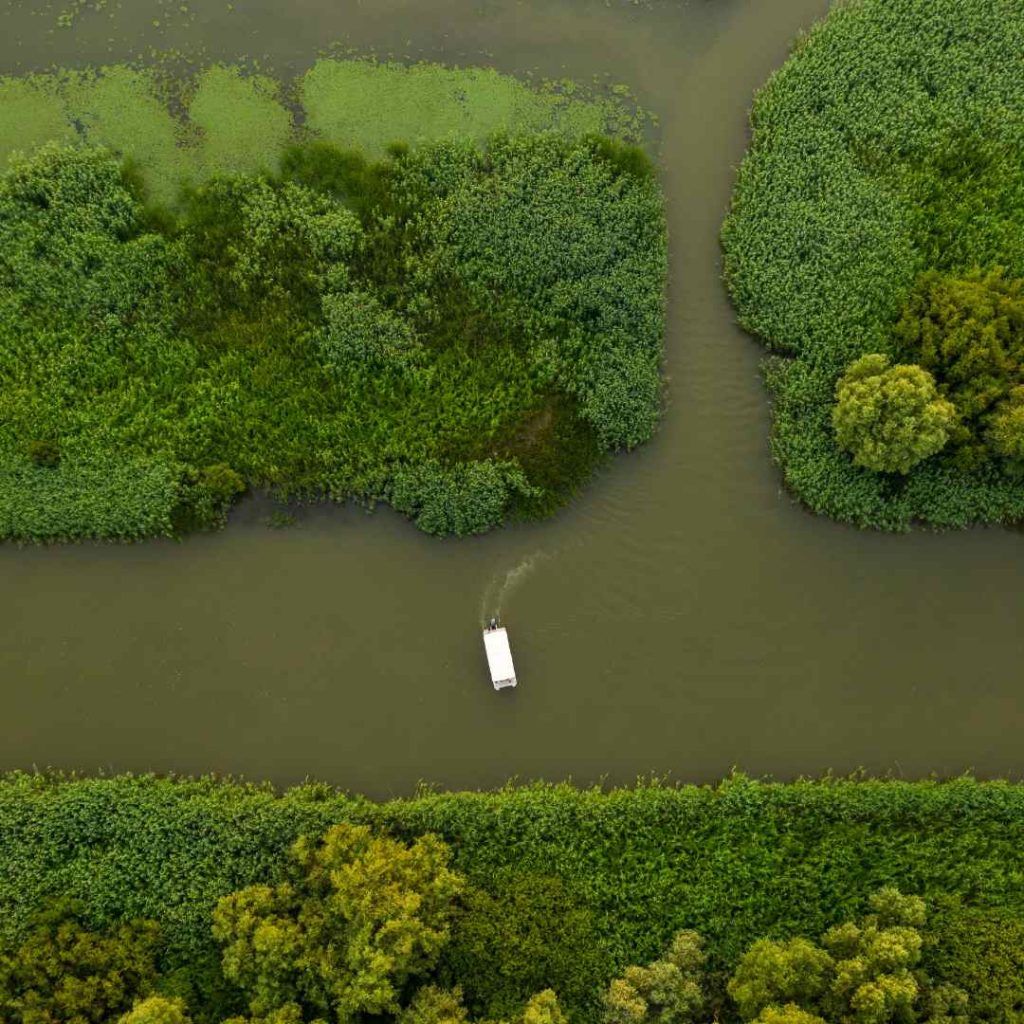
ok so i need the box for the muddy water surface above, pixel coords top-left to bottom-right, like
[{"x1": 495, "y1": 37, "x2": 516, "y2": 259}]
[{"x1": 5, "y1": 0, "x2": 1020, "y2": 796}]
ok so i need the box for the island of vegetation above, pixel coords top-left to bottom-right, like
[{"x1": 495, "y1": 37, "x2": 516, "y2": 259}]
[
  {"x1": 2, "y1": 774, "x2": 1023, "y2": 1024},
  {"x1": 0, "y1": 61, "x2": 665, "y2": 541},
  {"x1": 721, "y1": 0, "x2": 1024, "y2": 529}
]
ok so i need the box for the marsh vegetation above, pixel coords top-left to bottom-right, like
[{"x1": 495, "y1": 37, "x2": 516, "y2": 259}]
[
  {"x1": 722, "y1": 0, "x2": 1024, "y2": 528},
  {"x1": 0, "y1": 62, "x2": 665, "y2": 540}
]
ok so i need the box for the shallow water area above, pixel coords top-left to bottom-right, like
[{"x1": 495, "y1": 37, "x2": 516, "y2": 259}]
[{"x1": 4, "y1": 0, "x2": 1022, "y2": 796}]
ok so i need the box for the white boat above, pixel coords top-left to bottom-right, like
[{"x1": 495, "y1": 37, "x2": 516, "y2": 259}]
[{"x1": 483, "y1": 618, "x2": 517, "y2": 690}]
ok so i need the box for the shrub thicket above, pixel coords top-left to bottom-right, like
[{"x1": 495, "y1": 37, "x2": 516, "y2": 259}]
[
  {"x1": 0, "y1": 133, "x2": 664, "y2": 541},
  {"x1": 722, "y1": 0, "x2": 1024, "y2": 528},
  {"x1": 3, "y1": 775, "x2": 1024, "y2": 1023}
]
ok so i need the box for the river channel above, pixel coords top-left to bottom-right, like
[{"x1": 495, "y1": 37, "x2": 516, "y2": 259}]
[{"x1": 3, "y1": 0, "x2": 1021, "y2": 796}]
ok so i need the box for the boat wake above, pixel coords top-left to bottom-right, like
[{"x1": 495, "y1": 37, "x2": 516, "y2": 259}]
[{"x1": 480, "y1": 551, "x2": 546, "y2": 624}]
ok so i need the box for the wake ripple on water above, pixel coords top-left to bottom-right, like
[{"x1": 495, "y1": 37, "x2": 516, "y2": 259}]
[{"x1": 479, "y1": 551, "x2": 548, "y2": 624}]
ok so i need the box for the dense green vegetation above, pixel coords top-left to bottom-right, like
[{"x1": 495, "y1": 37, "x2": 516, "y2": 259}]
[
  {"x1": 721, "y1": 0, "x2": 1024, "y2": 528},
  {"x1": 3, "y1": 775, "x2": 1024, "y2": 1024},
  {"x1": 0, "y1": 66, "x2": 665, "y2": 540}
]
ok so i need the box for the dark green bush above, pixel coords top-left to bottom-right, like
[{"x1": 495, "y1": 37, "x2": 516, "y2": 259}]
[
  {"x1": 722, "y1": 0, "x2": 1024, "y2": 529},
  {"x1": 893, "y1": 269, "x2": 1024, "y2": 468},
  {"x1": 319, "y1": 290, "x2": 420, "y2": 369},
  {"x1": 924, "y1": 898, "x2": 1024, "y2": 1024},
  {"x1": 440, "y1": 871, "x2": 610, "y2": 1022},
  {"x1": 390, "y1": 459, "x2": 536, "y2": 536},
  {"x1": 27, "y1": 440, "x2": 60, "y2": 469}
]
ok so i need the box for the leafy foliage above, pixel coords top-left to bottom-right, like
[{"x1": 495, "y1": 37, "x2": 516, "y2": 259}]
[
  {"x1": 0, "y1": 903, "x2": 161, "y2": 1024},
  {"x1": 0, "y1": 130, "x2": 664, "y2": 541},
  {"x1": 722, "y1": 0, "x2": 1024, "y2": 528},
  {"x1": 396, "y1": 987, "x2": 470, "y2": 1024},
  {"x1": 923, "y1": 899, "x2": 1024, "y2": 1024},
  {"x1": 119, "y1": 997, "x2": 194, "y2": 1024},
  {"x1": 212, "y1": 824, "x2": 463, "y2": 1023},
  {"x1": 820, "y1": 888, "x2": 927, "y2": 1024},
  {"x1": 603, "y1": 932, "x2": 705, "y2": 1024},
  {"x1": 520, "y1": 991, "x2": 568, "y2": 1024},
  {"x1": 832, "y1": 355, "x2": 954, "y2": 474},
  {"x1": 440, "y1": 872, "x2": 608, "y2": 1023},
  {"x1": 729, "y1": 888, "x2": 960, "y2": 1024},
  {"x1": 752, "y1": 1007, "x2": 826, "y2": 1024},
  {"x1": 893, "y1": 269, "x2": 1024, "y2": 468},
  {"x1": 728, "y1": 940, "x2": 832, "y2": 1021}
]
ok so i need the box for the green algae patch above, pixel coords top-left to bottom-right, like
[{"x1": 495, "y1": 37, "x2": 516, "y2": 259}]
[
  {"x1": 301, "y1": 60, "x2": 609, "y2": 157},
  {"x1": 0, "y1": 58, "x2": 643, "y2": 205},
  {"x1": 0, "y1": 78, "x2": 74, "y2": 168},
  {"x1": 188, "y1": 65, "x2": 293, "y2": 179},
  {"x1": 61, "y1": 67, "x2": 191, "y2": 207}
]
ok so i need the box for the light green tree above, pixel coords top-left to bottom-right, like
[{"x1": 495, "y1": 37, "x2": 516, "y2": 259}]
[
  {"x1": 603, "y1": 931, "x2": 705, "y2": 1024},
  {"x1": 753, "y1": 1004, "x2": 829, "y2": 1024},
  {"x1": 729, "y1": 889, "x2": 958, "y2": 1024},
  {"x1": 728, "y1": 938, "x2": 833, "y2": 1021},
  {"x1": 395, "y1": 986, "x2": 566, "y2": 1024},
  {"x1": 833, "y1": 354, "x2": 955, "y2": 473},
  {"x1": 222, "y1": 1002, "x2": 322, "y2": 1024},
  {"x1": 396, "y1": 987, "x2": 470, "y2": 1024},
  {"x1": 519, "y1": 990, "x2": 568, "y2": 1024},
  {"x1": 212, "y1": 824, "x2": 464, "y2": 1024},
  {"x1": 822, "y1": 887, "x2": 926, "y2": 1024},
  {"x1": 987, "y1": 386, "x2": 1024, "y2": 463},
  {"x1": 119, "y1": 996, "x2": 192, "y2": 1024}
]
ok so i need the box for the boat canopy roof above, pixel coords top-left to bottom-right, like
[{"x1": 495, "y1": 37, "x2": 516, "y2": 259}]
[{"x1": 483, "y1": 627, "x2": 516, "y2": 687}]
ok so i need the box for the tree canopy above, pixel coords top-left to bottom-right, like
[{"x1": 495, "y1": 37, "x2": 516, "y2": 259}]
[
  {"x1": 212, "y1": 824, "x2": 464, "y2": 1023},
  {"x1": 832, "y1": 354, "x2": 955, "y2": 474}
]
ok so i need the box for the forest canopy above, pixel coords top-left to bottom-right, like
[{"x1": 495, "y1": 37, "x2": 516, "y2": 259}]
[
  {"x1": 2, "y1": 775, "x2": 1023, "y2": 1024},
  {"x1": 0, "y1": 62, "x2": 665, "y2": 542},
  {"x1": 721, "y1": 0, "x2": 1024, "y2": 529}
]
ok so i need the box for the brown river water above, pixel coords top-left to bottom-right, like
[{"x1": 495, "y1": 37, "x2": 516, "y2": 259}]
[{"x1": 3, "y1": 0, "x2": 1021, "y2": 796}]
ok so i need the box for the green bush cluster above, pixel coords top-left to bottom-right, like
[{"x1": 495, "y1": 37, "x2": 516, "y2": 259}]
[
  {"x1": 3, "y1": 775, "x2": 1024, "y2": 1023},
  {"x1": 0, "y1": 132, "x2": 664, "y2": 541},
  {"x1": 722, "y1": 0, "x2": 1024, "y2": 528}
]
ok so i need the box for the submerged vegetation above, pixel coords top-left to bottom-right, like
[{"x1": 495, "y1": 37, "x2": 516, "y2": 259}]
[
  {"x1": 0, "y1": 61, "x2": 665, "y2": 541},
  {"x1": 3, "y1": 775, "x2": 1024, "y2": 1024},
  {"x1": 722, "y1": 0, "x2": 1024, "y2": 528}
]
